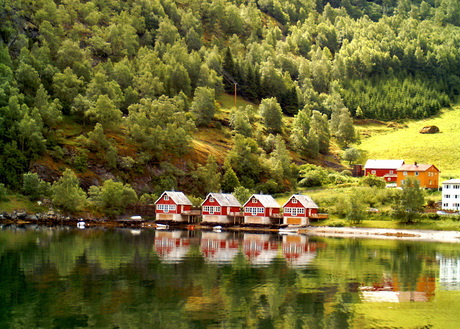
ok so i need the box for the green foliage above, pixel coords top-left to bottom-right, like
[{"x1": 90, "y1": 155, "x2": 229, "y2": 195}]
[
  {"x1": 73, "y1": 149, "x2": 89, "y2": 173},
  {"x1": 342, "y1": 76, "x2": 450, "y2": 120},
  {"x1": 310, "y1": 111, "x2": 330, "y2": 155},
  {"x1": 259, "y1": 98, "x2": 283, "y2": 134},
  {"x1": 343, "y1": 147, "x2": 361, "y2": 165},
  {"x1": 0, "y1": 0, "x2": 459, "y2": 197},
  {"x1": 360, "y1": 174, "x2": 386, "y2": 189},
  {"x1": 187, "y1": 195, "x2": 204, "y2": 207},
  {"x1": 221, "y1": 163, "x2": 240, "y2": 193},
  {"x1": 233, "y1": 186, "x2": 253, "y2": 205},
  {"x1": 230, "y1": 106, "x2": 253, "y2": 137},
  {"x1": 126, "y1": 96, "x2": 195, "y2": 161},
  {"x1": 51, "y1": 169, "x2": 87, "y2": 213},
  {"x1": 0, "y1": 183, "x2": 8, "y2": 202},
  {"x1": 298, "y1": 164, "x2": 330, "y2": 187},
  {"x1": 191, "y1": 87, "x2": 216, "y2": 126},
  {"x1": 226, "y1": 134, "x2": 262, "y2": 187},
  {"x1": 88, "y1": 179, "x2": 138, "y2": 218},
  {"x1": 139, "y1": 193, "x2": 159, "y2": 205},
  {"x1": 392, "y1": 177, "x2": 425, "y2": 223},
  {"x1": 22, "y1": 172, "x2": 51, "y2": 201},
  {"x1": 345, "y1": 190, "x2": 366, "y2": 225},
  {"x1": 190, "y1": 154, "x2": 221, "y2": 197}
]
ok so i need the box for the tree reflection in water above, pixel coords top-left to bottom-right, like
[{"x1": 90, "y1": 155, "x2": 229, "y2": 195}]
[{"x1": 0, "y1": 226, "x2": 459, "y2": 328}]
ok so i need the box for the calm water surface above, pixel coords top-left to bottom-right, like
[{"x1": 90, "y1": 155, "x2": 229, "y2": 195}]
[{"x1": 1, "y1": 225, "x2": 460, "y2": 328}]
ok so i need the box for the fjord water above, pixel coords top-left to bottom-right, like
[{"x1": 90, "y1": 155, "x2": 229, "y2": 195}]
[{"x1": 1, "y1": 227, "x2": 460, "y2": 328}]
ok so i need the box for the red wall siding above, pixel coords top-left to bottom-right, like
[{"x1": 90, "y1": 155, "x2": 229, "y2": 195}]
[
  {"x1": 365, "y1": 168, "x2": 397, "y2": 182},
  {"x1": 202, "y1": 198, "x2": 222, "y2": 215},
  {"x1": 283, "y1": 200, "x2": 308, "y2": 217},
  {"x1": 156, "y1": 195, "x2": 179, "y2": 214},
  {"x1": 243, "y1": 198, "x2": 264, "y2": 216}
]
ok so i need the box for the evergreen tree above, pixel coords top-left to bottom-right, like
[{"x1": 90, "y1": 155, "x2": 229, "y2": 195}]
[{"x1": 221, "y1": 162, "x2": 240, "y2": 193}]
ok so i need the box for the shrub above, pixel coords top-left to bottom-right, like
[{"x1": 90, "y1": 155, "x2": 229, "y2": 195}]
[
  {"x1": 52, "y1": 169, "x2": 87, "y2": 213},
  {"x1": 22, "y1": 172, "x2": 51, "y2": 201},
  {"x1": 73, "y1": 149, "x2": 89, "y2": 172},
  {"x1": 88, "y1": 179, "x2": 138, "y2": 218},
  {"x1": 361, "y1": 174, "x2": 386, "y2": 189},
  {"x1": 0, "y1": 183, "x2": 8, "y2": 202}
]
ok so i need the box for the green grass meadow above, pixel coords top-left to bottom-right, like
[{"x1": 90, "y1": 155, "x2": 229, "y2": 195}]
[{"x1": 356, "y1": 103, "x2": 460, "y2": 180}]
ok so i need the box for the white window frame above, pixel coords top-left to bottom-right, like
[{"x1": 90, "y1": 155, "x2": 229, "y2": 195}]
[{"x1": 164, "y1": 195, "x2": 169, "y2": 201}]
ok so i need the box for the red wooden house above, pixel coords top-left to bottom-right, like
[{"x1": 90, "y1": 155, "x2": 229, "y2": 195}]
[
  {"x1": 364, "y1": 159, "x2": 405, "y2": 182},
  {"x1": 201, "y1": 193, "x2": 242, "y2": 224},
  {"x1": 282, "y1": 194, "x2": 319, "y2": 226},
  {"x1": 243, "y1": 194, "x2": 281, "y2": 225},
  {"x1": 155, "y1": 191, "x2": 193, "y2": 222}
]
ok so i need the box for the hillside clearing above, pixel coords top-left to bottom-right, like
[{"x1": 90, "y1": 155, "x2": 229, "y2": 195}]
[{"x1": 356, "y1": 103, "x2": 460, "y2": 179}]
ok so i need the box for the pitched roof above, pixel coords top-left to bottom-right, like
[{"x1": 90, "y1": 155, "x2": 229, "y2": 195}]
[
  {"x1": 243, "y1": 194, "x2": 280, "y2": 208},
  {"x1": 397, "y1": 164, "x2": 438, "y2": 172},
  {"x1": 155, "y1": 191, "x2": 193, "y2": 205},
  {"x1": 364, "y1": 159, "x2": 405, "y2": 170},
  {"x1": 442, "y1": 179, "x2": 460, "y2": 184},
  {"x1": 202, "y1": 193, "x2": 241, "y2": 207},
  {"x1": 283, "y1": 194, "x2": 318, "y2": 209}
]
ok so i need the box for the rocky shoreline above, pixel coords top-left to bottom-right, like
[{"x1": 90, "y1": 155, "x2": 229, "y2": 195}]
[
  {"x1": 0, "y1": 210, "x2": 145, "y2": 228},
  {"x1": 3, "y1": 210, "x2": 460, "y2": 243}
]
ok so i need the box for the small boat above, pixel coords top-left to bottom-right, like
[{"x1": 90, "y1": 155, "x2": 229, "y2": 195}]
[
  {"x1": 77, "y1": 221, "x2": 85, "y2": 229},
  {"x1": 155, "y1": 223, "x2": 169, "y2": 230},
  {"x1": 213, "y1": 225, "x2": 222, "y2": 232},
  {"x1": 278, "y1": 227, "x2": 299, "y2": 234}
]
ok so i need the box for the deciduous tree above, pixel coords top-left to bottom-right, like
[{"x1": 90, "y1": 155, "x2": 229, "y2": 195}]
[{"x1": 51, "y1": 169, "x2": 87, "y2": 213}]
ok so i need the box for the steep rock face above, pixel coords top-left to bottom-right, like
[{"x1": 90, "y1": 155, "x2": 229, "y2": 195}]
[
  {"x1": 29, "y1": 162, "x2": 61, "y2": 184},
  {"x1": 420, "y1": 126, "x2": 439, "y2": 134}
]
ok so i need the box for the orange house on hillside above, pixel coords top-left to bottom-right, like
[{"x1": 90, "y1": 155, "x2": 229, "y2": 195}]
[{"x1": 396, "y1": 163, "x2": 440, "y2": 188}]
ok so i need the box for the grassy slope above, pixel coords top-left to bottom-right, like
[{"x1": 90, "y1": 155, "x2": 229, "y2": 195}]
[{"x1": 356, "y1": 102, "x2": 460, "y2": 180}]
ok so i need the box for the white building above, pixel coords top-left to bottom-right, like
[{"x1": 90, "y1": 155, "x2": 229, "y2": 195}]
[{"x1": 441, "y1": 179, "x2": 460, "y2": 211}]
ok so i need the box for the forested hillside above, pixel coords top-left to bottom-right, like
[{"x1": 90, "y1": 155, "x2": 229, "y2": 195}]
[{"x1": 0, "y1": 0, "x2": 459, "y2": 212}]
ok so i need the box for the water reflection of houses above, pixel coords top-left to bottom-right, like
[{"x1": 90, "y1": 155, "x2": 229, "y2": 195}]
[
  {"x1": 281, "y1": 234, "x2": 317, "y2": 268},
  {"x1": 243, "y1": 233, "x2": 279, "y2": 266},
  {"x1": 360, "y1": 274, "x2": 436, "y2": 303},
  {"x1": 200, "y1": 231, "x2": 240, "y2": 264},
  {"x1": 437, "y1": 254, "x2": 460, "y2": 290},
  {"x1": 154, "y1": 230, "x2": 192, "y2": 263}
]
